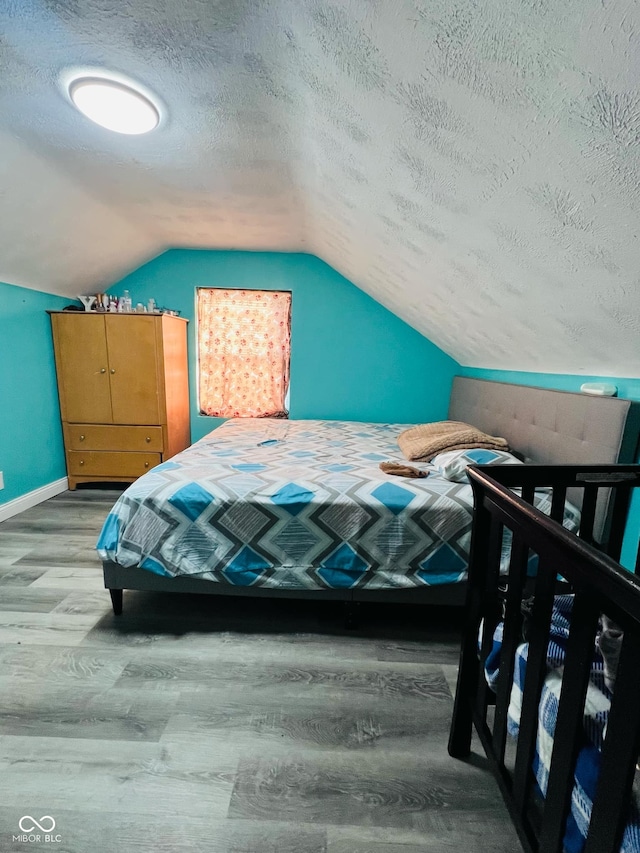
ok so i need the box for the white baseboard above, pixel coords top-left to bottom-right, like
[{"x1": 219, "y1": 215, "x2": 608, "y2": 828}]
[{"x1": 0, "y1": 477, "x2": 69, "y2": 522}]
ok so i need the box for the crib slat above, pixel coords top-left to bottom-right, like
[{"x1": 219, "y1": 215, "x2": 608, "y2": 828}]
[
  {"x1": 512, "y1": 555, "x2": 557, "y2": 816},
  {"x1": 475, "y1": 515, "x2": 505, "y2": 724},
  {"x1": 492, "y1": 531, "x2": 529, "y2": 763},
  {"x1": 550, "y1": 486, "x2": 567, "y2": 524},
  {"x1": 584, "y1": 630, "x2": 640, "y2": 853},
  {"x1": 448, "y1": 490, "x2": 494, "y2": 759},
  {"x1": 606, "y1": 485, "x2": 632, "y2": 561},
  {"x1": 578, "y1": 486, "x2": 598, "y2": 545},
  {"x1": 538, "y1": 592, "x2": 601, "y2": 853}
]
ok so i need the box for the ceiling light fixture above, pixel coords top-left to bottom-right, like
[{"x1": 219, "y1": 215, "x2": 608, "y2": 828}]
[{"x1": 69, "y1": 77, "x2": 160, "y2": 135}]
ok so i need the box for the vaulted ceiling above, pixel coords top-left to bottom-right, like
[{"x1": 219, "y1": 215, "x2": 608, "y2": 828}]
[{"x1": 1, "y1": 0, "x2": 639, "y2": 375}]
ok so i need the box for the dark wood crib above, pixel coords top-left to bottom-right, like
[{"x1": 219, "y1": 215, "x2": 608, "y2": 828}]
[{"x1": 448, "y1": 463, "x2": 640, "y2": 853}]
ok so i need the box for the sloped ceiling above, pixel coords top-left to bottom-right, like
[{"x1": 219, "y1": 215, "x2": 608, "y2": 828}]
[{"x1": 1, "y1": 0, "x2": 639, "y2": 375}]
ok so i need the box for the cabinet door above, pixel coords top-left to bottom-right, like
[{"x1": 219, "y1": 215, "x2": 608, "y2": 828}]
[
  {"x1": 52, "y1": 314, "x2": 113, "y2": 423},
  {"x1": 105, "y1": 315, "x2": 161, "y2": 425}
]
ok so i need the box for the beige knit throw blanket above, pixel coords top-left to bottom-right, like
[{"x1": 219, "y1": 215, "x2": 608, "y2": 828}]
[{"x1": 398, "y1": 420, "x2": 509, "y2": 462}]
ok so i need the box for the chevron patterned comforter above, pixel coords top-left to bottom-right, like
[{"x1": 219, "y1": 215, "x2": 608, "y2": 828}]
[{"x1": 96, "y1": 418, "x2": 518, "y2": 590}]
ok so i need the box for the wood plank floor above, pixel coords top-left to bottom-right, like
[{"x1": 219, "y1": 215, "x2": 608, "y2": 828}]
[{"x1": 0, "y1": 488, "x2": 522, "y2": 852}]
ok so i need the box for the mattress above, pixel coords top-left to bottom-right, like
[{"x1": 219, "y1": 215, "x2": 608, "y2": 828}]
[
  {"x1": 485, "y1": 597, "x2": 640, "y2": 853},
  {"x1": 96, "y1": 418, "x2": 576, "y2": 592}
]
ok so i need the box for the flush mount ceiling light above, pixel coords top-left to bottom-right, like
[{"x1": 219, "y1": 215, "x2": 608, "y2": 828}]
[{"x1": 69, "y1": 77, "x2": 160, "y2": 135}]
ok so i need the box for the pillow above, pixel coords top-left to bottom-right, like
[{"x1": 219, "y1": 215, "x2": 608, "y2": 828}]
[
  {"x1": 397, "y1": 420, "x2": 509, "y2": 462},
  {"x1": 431, "y1": 448, "x2": 523, "y2": 483}
]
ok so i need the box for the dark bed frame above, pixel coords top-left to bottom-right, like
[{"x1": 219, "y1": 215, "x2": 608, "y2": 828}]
[{"x1": 449, "y1": 463, "x2": 640, "y2": 853}]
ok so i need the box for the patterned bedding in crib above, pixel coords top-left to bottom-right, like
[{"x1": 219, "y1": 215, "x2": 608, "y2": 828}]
[{"x1": 485, "y1": 597, "x2": 640, "y2": 853}]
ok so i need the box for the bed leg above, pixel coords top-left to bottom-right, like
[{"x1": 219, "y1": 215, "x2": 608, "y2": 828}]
[
  {"x1": 109, "y1": 589, "x2": 123, "y2": 616},
  {"x1": 344, "y1": 600, "x2": 360, "y2": 630}
]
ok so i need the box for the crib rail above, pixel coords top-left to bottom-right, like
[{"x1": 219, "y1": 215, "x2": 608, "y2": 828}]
[{"x1": 448, "y1": 464, "x2": 640, "y2": 853}]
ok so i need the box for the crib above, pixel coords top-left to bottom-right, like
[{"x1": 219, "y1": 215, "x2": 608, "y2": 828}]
[{"x1": 448, "y1": 463, "x2": 640, "y2": 853}]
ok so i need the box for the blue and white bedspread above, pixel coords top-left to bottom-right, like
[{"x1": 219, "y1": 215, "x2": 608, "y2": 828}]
[
  {"x1": 485, "y1": 596, "x2": 640, "y2": 853},
  {"x1": 97, "y1": 419, "x2": 477, "y2": 590},
  {"x1": 97, "y1": 419, "x2": 578, "y2": 592}
]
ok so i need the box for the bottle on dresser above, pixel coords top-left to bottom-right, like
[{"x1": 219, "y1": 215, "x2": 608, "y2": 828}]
[{"x1": 118, "y1": 290, "x2": 133, "y2": 312}]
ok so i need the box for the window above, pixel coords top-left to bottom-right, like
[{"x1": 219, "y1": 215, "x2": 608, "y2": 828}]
[{"x1": 197, "y1": 288, "x2": 291, "y2": 418}]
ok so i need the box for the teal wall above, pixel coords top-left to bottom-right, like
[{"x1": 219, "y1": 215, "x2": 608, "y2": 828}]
[
  {"x1": 460, "y1": 367, "x2": 640, "y2": 571},
  {"x1": 0, "y1": 281, "x2": 68, "y2": 506},
  {"x1": 6, "y1": 246, "x2": 637, "y2": 574},
  {"x1": 111, "y1": 250, "x2": 460, "y2": 442}
]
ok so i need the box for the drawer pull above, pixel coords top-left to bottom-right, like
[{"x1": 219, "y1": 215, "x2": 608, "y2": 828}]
[
  {"x1": 79, "y1": 460, "x2": 84, "y2": 466},
  {"x1": 145, "y1": 436, "x2": 151, "y2": 443},
  {"x1": 110, "y1": 368, "x2": 116, "y2": 374},
  {"x1": 144, "y1": 462, "x2": 150, "y2": 468},
  {"x1": 100, "y1": 368, "x2": 106, "y2": 374},
  {"x1": 79, "y1": 435, "x2": 85, "y2": 441}
]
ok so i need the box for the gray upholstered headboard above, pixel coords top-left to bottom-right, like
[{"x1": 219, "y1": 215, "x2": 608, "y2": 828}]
[{"x1": 448, "y1": 376, "x2": 640, "y2": 540}]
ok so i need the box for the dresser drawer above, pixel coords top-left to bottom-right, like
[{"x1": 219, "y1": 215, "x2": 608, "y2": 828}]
[
  {"x1": 66, "y1": 424, "x2": 164, "y2": 452},
  {"x1": 67, "y1": 451, "x2": 161, "y2": 478}
]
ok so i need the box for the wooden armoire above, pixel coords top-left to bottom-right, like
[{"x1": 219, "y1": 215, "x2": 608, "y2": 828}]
[{"x1": 49, "y1": 311, "x2": 190, "y2": 489}]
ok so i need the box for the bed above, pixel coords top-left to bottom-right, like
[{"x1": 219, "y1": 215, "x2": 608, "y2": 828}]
[
  {"x1": 98, "y1": 376, "x2": 640, "y2": 615},
  {"x1": 448, "y1": 462, "x2": 640, "y2": 853}
]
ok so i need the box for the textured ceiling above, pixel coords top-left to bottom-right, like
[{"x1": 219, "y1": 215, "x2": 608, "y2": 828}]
[{"x1": 1, "y1": 0, "x2": 639, "y2": 375}]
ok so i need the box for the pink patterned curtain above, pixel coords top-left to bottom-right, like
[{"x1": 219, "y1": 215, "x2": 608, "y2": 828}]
[{"x1": 198, "y1": 288, "x2": 291, "y2": 418}]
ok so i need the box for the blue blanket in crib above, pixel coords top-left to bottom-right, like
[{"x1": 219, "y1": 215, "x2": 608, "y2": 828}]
[{"x1": 485, "y1": 595, "x2": 640, "y2": 853}]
